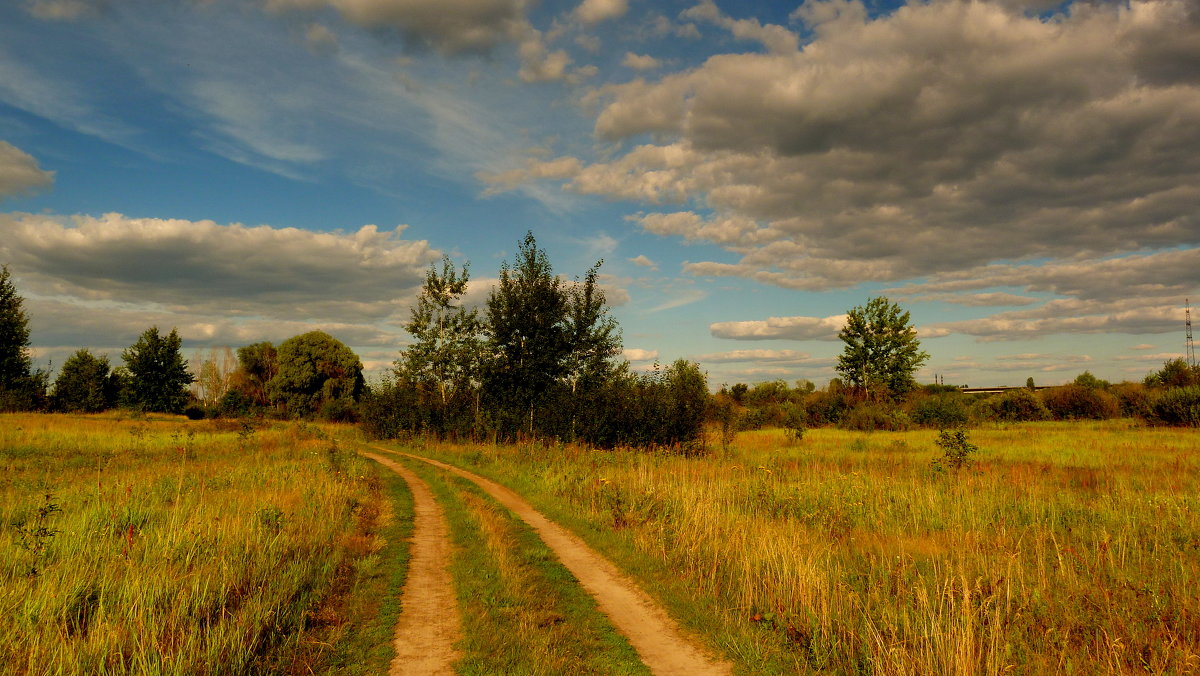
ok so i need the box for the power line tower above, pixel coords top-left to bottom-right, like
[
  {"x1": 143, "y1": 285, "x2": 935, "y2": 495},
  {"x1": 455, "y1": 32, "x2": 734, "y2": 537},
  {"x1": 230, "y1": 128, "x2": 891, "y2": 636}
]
[{"x1": 1187, "y1": 298, "x2": 1196, "y2": 368}]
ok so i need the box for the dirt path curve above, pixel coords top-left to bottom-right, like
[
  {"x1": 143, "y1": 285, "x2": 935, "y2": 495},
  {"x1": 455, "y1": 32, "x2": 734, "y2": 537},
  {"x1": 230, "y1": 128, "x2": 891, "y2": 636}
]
[
  {"x1": 370, "y1": 445, "x2": 733, "y2": 676},
  {"x1": 359, "y1": 451, "x2": 461, "y2": 676}
]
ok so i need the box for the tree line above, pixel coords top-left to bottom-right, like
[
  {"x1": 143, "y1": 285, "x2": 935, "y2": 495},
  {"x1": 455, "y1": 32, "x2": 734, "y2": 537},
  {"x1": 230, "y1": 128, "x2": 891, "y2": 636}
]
[{"x1": 360, "y1": 232, "x2": 709, "y2": 449}]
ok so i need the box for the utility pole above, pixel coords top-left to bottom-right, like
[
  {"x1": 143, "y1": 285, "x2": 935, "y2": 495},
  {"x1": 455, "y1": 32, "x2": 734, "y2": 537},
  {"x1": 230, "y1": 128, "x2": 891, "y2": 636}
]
[{"x1": 1187, "y1": 298, "x2": 1196, "y2": 368}]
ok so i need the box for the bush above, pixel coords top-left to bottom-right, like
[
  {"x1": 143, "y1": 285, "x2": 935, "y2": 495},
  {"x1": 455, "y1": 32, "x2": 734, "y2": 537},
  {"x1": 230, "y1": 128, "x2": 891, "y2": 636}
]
[
  {"x1": 840, "y1": 403, "x2": 910, "y2": 432},
  {"x1": 1144, "y1": 386, "x2": 1200, "y2": 427},
  {"x1": 1109, "y1": 382, "x2": 1152, "y2": 418},
  {"x1": 977, "y1": 389, "x2": 1050, "y2": 422},
  {"x1": 1039, "y1": 384, "x2": 1120, "y2": 420},
  {"x1": 804, "y1": 388, "x2": 848, "y2": 426},
  {"x1": 911, "y1": 393, "x2": 968, "y2": 428},
  {"x1": 932, "y1": 427, "x2": 979, "y2": 472},
  {"x1": 183, "y1": 405, "x2": 205, "y2": 420}
]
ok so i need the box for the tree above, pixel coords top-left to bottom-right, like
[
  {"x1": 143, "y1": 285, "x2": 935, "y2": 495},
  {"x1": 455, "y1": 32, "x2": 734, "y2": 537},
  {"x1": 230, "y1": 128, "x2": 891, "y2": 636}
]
[
  {"x1": 123, "y1": 327, "x2": 194, "y2": 413},
  {"x1": 835, "y1": 297, "x2": 929, "y2": 399},
  {"x1": 233, "y1": 341, "x2": 278, "y2": 407},
  {"x1": 190, "y1": 346, "x2": 237, "y2": 408},
  {"x1": 0, "y1": 265, "x2": 45, "y2": 410},
  {"x1": 268, "y1": 331, "x2": 363, "y2": 419},
  {"x1": 563, "y1": 261, "x2": 621, "y2": 393},
  {"x1": 52, "y1": 349, "x2": 114, "y2": 413},
  {"x1": 484, "y1": 232, "x2": 572, "y2": 435},
  {"x1": 397, "y1": 256, "x2": 483, "y2": 429}
]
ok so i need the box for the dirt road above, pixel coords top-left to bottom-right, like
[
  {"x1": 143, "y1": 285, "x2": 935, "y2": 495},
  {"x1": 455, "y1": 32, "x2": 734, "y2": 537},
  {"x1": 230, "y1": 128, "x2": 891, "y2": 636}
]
[
  {"x1": 360, "y1": 451, "x2": 461, "y2": 676},
  {"x1": 370, "y1": 445, "x2": 733, "y2": 676}
]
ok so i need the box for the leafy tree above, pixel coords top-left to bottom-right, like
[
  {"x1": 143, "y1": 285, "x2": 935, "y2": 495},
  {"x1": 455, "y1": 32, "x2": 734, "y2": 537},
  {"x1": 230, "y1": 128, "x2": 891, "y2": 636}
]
[
  {"x1": 0, "y1": 265, "x2": 45, "y2": 410},
  {"x1": 123, "y1": 327, "x2": 194, "y2": 413},
  {"x1": 233, "y1": 341, "x2": 278, "y2": 407},
  {"x1": 563, "y1": 261, "x2": 621, "y2": 393},
  {"x1": 1145, "y1": 358, "x2": 1200, "y2": 389},
  {"x1": 835, "y1": 297, "x2": 929, "y2": 399},
  {"x1": 484, "y1": 232, "x2": 572, "y2": 435},
  {"x1": 190, "y1": 347, "x2": 237, "y2": 408},
  {"x1": 52, "y1": 349, "x2": 114, "y2": 413},
  {"x1": 268, "y1": 331, "x2": 363, "y2": 418},
  {"x1": 397, "y1": 256, "x2": 483, "y2": 433}
]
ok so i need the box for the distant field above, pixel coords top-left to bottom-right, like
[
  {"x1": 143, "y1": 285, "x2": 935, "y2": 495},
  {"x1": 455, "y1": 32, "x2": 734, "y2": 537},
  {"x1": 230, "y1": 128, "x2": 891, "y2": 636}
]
[
  {"x1": 0, "y1": 413, "x2": 409, "y2": 676},
  {"x1": 403, "y1": 420, "x2": 1200, "y2": 674}
]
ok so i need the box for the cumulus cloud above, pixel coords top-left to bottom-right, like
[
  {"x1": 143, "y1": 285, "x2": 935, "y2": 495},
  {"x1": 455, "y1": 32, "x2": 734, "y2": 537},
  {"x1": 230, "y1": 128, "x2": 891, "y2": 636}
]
[
  {"x1": 0, "y1": 141, "x2": 54, "y2": 198},
  {"x1": 0, "y1": 212, "x2": 439, "y2": 322},
  {"x1": 575, "y1": 0, "x2": 628, "y2": 25},
  {"x1": 517, "y1": 31, "x2": 573, "y2": 83},
  {"x1": 265, "y1": 0, "x2": 531, "y2": 54},
  {"x1": 710, "y1": 313, "x2": 845, "y2": 341},
  {"x1": 623, "y1": 347, "x2": 658, "y2": 361},
  {"x1": 682, "y1": 0, "x2": 798, "y2": 54},
  {"x1": 502, "y1": 0, "x2": 1200, "y2": 293},
  {"x1": 628, "y1": 254, "x2": 657, "y2": 270},
  {"x1": 622, "y1": 52, "x2": 661, "y2": 70}
]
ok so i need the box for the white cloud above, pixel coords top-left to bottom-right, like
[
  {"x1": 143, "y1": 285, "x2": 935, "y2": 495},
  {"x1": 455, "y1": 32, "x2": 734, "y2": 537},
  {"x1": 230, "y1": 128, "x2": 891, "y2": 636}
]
[
  {"x1": 502, "y1": 0, "x2": 1200, "y2": 293},
  {"x1": 518, "y1": 30, "x2": 573, "y2": 83},
  {"x1": 0, "y1": 141, "x2": 54, "y2": 198},
  {"x1": 710, "y1": 314, "x2": 845, "y2": 341},
  {"x1": 694, "y1": 348, "x2": 826, "y2": 364},
  {"x1": 622, "y1": 52, "x2": 661, "y2": 71},
  {"x1": 628, "y1": 254, "x2": 657, "y2": 270},
  {"x1": 623, "y1": 347, "x2": 658, "y2": 361},
  {"x1": 0, "y1": 212, "x2": 439, "y2": 323},
  {"x1": 682, "y1": 1, "x2": 798, "y2": 54},
  {"x1": 25, "y1": 0, "x2": 95, "y2": 20},
  {"x1": 575, "y1": 0, "x2": 628, "y2": 25}
]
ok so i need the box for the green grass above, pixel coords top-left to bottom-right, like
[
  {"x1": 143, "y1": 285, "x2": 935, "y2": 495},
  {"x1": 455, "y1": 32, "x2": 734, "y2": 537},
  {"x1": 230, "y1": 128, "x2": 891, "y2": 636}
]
[
  {"x1": 398, "y1": 454, "x2": 651, "y2": 675},
  {"x1": 394, "y1": 421, "x2": 1200, "y2": 675},
  {"x1": 0, "y1": 413, "x2": 412, "y2": 675}
]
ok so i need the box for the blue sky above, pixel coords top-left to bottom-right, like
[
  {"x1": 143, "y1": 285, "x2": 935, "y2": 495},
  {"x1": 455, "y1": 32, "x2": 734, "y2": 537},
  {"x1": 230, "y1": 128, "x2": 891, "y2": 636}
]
[{"x1": 1, "y1": 0, "x2": 1197, "y2": 388}]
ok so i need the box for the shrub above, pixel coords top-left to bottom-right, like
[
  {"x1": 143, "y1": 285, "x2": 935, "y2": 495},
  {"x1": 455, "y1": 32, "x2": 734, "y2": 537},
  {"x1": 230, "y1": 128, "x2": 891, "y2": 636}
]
[
  {"x1": 978, "y1": 389, "x2": 1050, "y2": 422},
  {"x1": 911, "y1": 393, "x2": 968, "y2": 428},
  {"x1": 804, "y1": 388, "x2": 848, "y2": 426},
  {"x1": 1144, "y1": 386, "x2": 1200, "y2": 427},
  {"x1": 183, "y1": 405, "x2": 206, "y2": 420},
  {"x1": 840, "y1": 403, "x2": 910, "y2": 432},
  {"x1": 1109, "y1": 382, "x2": 1152, "y2": 418},
  {"x1": 781, "y1": 405, "x2": 806, "y2": 443},
  {"x1": 1039, "y1": 384, "x2": 1120, "y2": 420},
  {"x1": 932, "y1": 427, "x2": 979, "y2": 472}
]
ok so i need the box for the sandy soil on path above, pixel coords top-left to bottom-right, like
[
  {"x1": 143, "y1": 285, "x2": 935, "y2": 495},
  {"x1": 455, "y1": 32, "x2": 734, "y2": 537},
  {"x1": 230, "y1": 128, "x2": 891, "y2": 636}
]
[
  {"x1": 360, "y1": 451, "x2": 461, "y2": 676},
  {"x1": 371, "y1": 445, "x2": 733, "y2": 676}
]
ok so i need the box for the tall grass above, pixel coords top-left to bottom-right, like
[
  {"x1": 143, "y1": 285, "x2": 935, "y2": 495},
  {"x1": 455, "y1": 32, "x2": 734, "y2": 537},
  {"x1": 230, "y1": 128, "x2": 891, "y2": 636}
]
[
  {"x1": 406, "y1": 420, "x2": 1200, "y2": 674},
  {"x1": 0, "y1": 413, "x2": 395, "y2": 675}
]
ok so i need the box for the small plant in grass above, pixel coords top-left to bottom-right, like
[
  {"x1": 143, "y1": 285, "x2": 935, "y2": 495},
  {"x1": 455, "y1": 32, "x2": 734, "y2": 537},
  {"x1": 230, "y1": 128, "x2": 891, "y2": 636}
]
[
  {"x1": 13, "y1": 492, "x2": 62, "y2": 576},
  {"x1": 782, "y1": 405, "x2": 806, "y2": 444},
  {"x1": 931, "y1": 426, "x2": 978, "y2": 472}
]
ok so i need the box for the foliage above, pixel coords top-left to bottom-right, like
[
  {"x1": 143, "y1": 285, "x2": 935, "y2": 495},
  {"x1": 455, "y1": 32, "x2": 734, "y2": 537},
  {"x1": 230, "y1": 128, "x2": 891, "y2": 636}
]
[
  {"x1": 0, "y1": 265, "x2": 44, "y2": 411},
  {"x1": 1072, "y1": 370, "x2": 1110, "y2": 390},
  {"x1": 931, "y1": 426, "x2": 979, "y2": 472},
  {"x1": 1145, "y1": 358, "x2": 1200, "y2": 388},
  {"x1": 268, "y1": 331, "x2": 363, "y2": 419},
  {"x1": 781, "y1": 405, "x2": 806, "y2": 444},
  {"x1": 190, "y1": 346, "x2": 237, "y2": 408},
  {"x1": 977, "y1": 388, "x2": 1050, "y2": 422},
  {"x1": 484, "y1": 232, "x2": 573, "y2": 436},
  {"x1": 52, "y1": 349, "x2": 114, "y2": 413},
  {"x1": 397, "y1": 256, "x2": 483, "y2": 436},
  {"x1": 839, "y1": 402, "x2": 911, "y2": 432},
  {"x1": 803, "y1": 381, "x2": 849, "y2": 426},
  {"x1": 1144, "y1": 386, "x2": 1200, "y2": 427},
  {"x1": 910, "y1": 392, "x2": 968, "y2": 428},
  {"x1": 233, "y1": 341, "x2": 278, "y2": 407},
  {"x1": 835, "y1": 297, "x2": 929, "y2": 399},
  {"x1": 122, "y1": 326, "x2": 194, "y2": 413},
  {"x1": 1110, "y1": 381, "x2": 1153, "y2": 418},
  {"x1": 1039, "y1": 384, "x2": 1120, "y2": 420}
]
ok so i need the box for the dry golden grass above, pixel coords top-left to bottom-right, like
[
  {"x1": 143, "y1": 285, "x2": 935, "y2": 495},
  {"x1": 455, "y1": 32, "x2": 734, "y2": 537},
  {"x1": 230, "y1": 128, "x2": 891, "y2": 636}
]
[
  {"x1": 0, "y1": 413, "x2": 391, "y2": 675},
  {"x1": 414, "y1": 420, "x2": 1200, "y2": 674}
]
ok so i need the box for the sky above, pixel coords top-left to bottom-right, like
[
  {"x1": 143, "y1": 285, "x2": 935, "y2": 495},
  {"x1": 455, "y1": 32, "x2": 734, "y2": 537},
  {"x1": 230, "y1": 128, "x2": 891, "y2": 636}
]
[{"x1": 1, "y1": 0, "x2": 1198, "y2": 389}]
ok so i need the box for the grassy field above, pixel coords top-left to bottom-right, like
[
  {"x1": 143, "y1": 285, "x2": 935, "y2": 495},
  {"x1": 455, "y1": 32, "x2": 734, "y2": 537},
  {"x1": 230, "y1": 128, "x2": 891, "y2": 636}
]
[
  {"x1": 0, "y1": 413, "x2": 410, "y2": 676},
  {"x1": 396, "y1": 420, "x2": 1200, "y2": 675}
]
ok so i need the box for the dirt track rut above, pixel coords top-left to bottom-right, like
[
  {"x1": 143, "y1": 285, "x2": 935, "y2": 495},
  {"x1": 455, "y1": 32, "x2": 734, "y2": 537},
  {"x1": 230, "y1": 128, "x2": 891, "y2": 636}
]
[
  {"x1": 360, "y1": 451, "x2": 461, "y2": 676},
  {"x1": 371, "y1": 445, "x2": 732, "y2": 676}
]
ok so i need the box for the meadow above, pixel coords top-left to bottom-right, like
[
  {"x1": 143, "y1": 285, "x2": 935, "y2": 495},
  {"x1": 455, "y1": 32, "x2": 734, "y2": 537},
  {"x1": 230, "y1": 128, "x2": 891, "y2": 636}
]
[
  {"x1": 3, "y1": 413, "x2": 1197, "y2": 674},
  {"x1": 401, "y1": 420, "x2": 1200, "y2": 675},
  {"x1": 0, "y1": 413, "x2": 410, "y2": 675}
]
